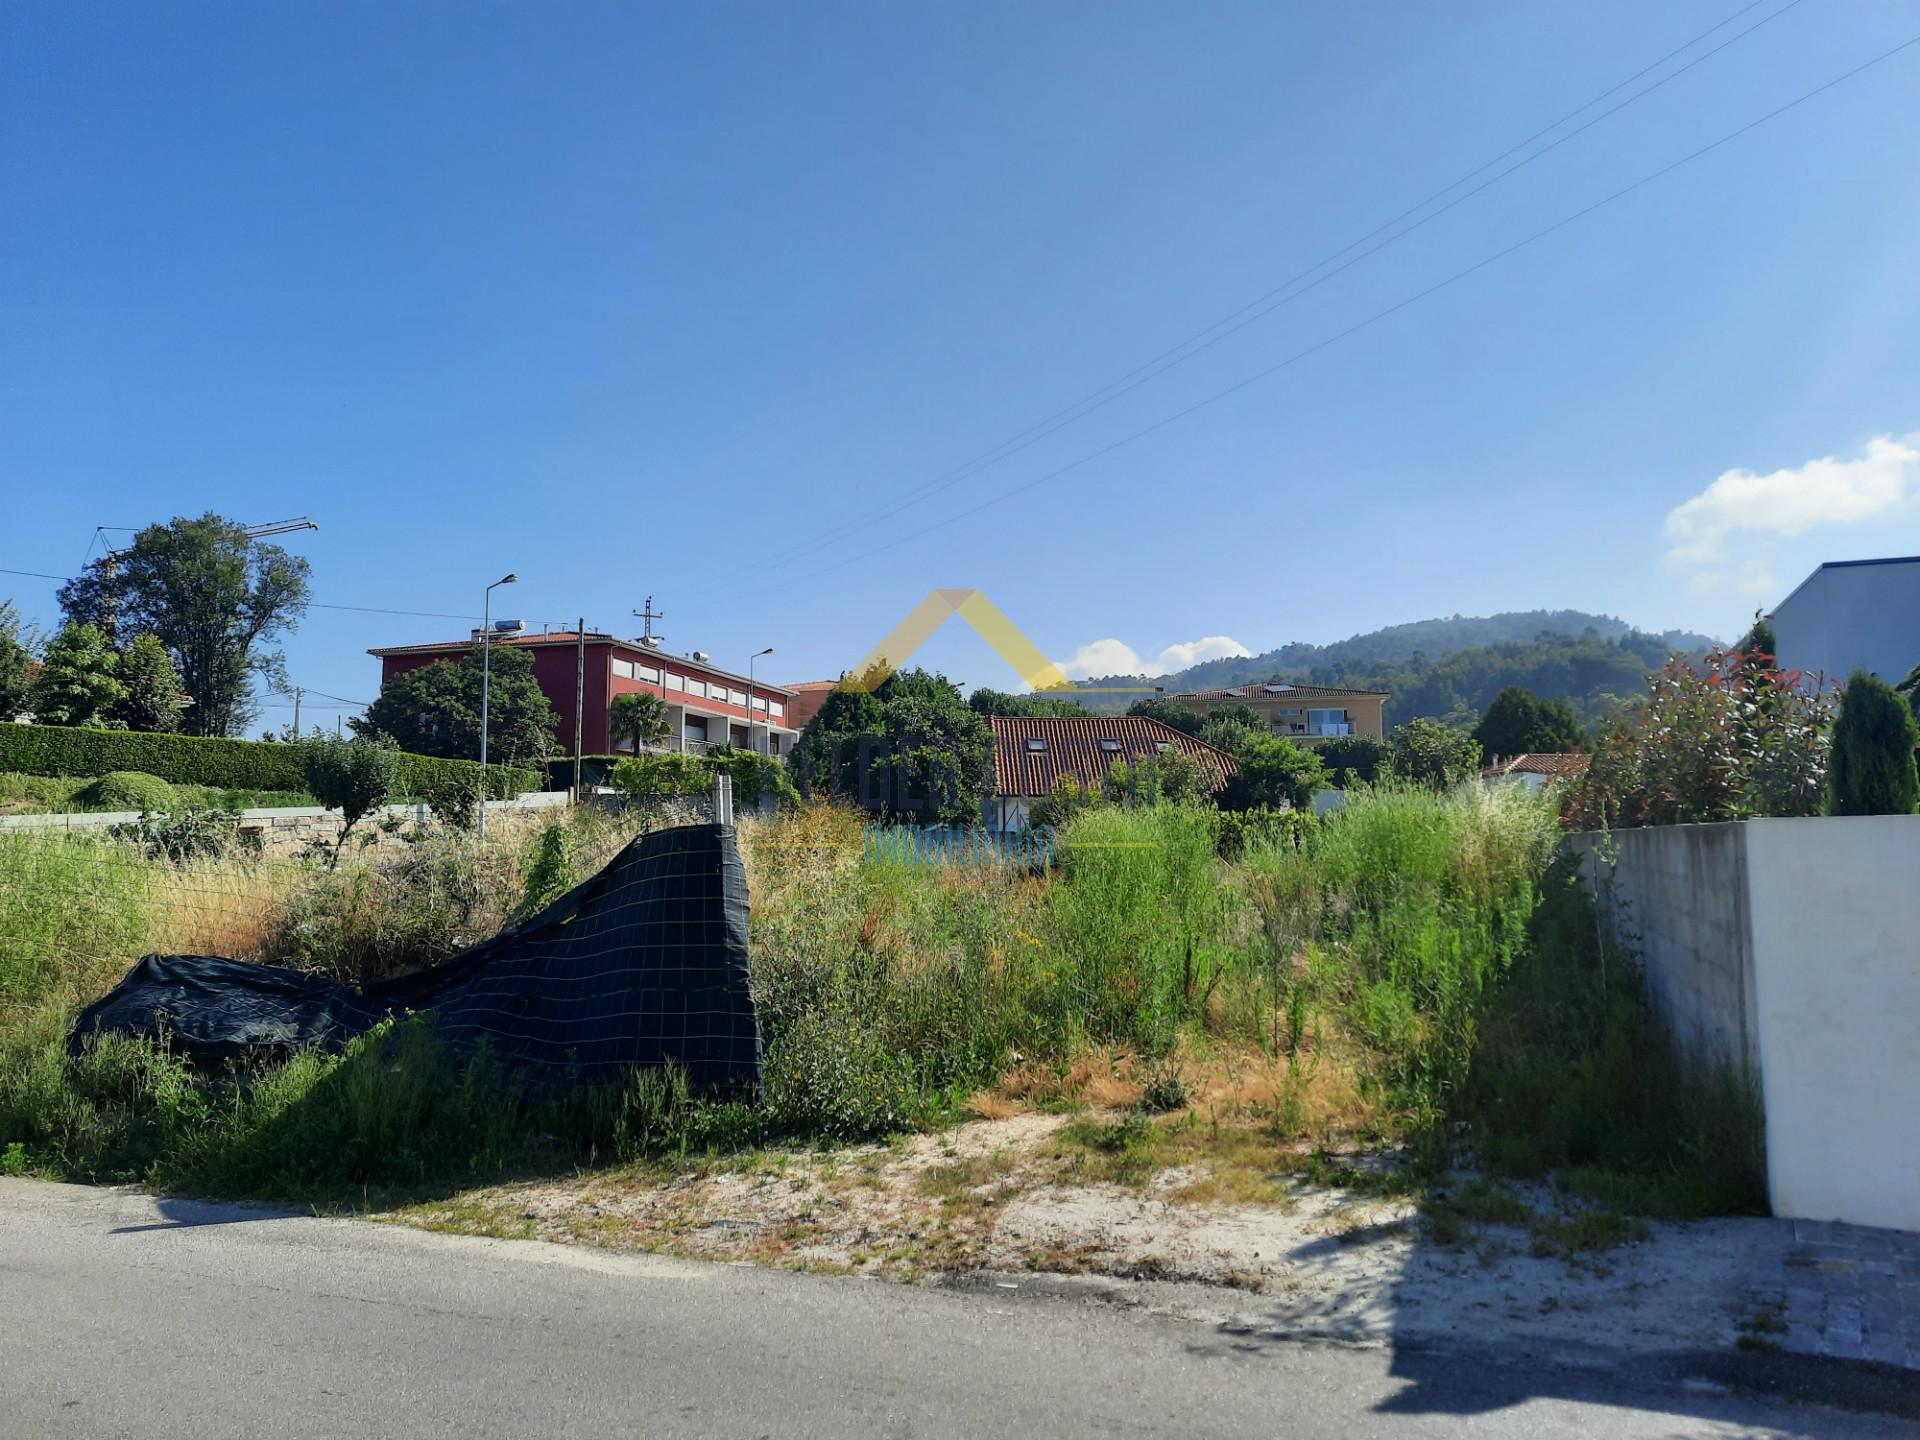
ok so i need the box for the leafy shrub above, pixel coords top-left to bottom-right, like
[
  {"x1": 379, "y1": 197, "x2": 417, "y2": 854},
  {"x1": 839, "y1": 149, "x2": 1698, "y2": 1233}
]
[
  {"x1": 514, "y1": 820, "x2": 575, "y2": 921},
  {"x1": 1386, "y1": 718, "x2": 1482, "y2": 789},
  {"x1": 108, "y1": 808, "x2": 239, "y2": 863},
  {"x1": 1317, "y1": 734, "x2": 1387, "y2": 787},
  {"x1": 1566, "y1": 647, "x2": 1834, "y2": 829},
  {"x1": 611, "y1": 752, "x2": 710, "y2": 798},
  {"x1": 75, "y1": 770, "x2": 175, "y2": 812},
  {"x1": 1213, "y1": 805, "x2": 1309, "y2": 860},
  {"x1": 704, "y1": 746, "x2": 800, "y2": 810},
  {"x1": 1827, "y1": 669, "x2": 1920, "y2": 816},
  {"x1": 302, "y1": 738, "x2": 400, "y2": 865}
]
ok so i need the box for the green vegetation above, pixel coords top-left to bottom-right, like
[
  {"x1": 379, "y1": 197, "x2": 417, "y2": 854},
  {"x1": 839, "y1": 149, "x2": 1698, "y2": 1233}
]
[
  {"x1": 1386, "y1": 717, "x2": 1482, "y2": 789},
  {"x1": 356, "y1": 644, "x2": 559, "y2": 769},
  {"x1": 74, "y1": 771, "x2": 175, "y2": 812},
  {"x1": 0, "y1": 600, "x2": 33, "y2": 720},
  {"x1": 1093, "y1": 613, "x2": 1717, "y2": 727},
  {"x1": 1567, "y1": 646, "x2": 1834, "y2": 829},
  {"x1": 58, "y1": 513, "x2": 312, "y2": 737},
  {"x1": 608, "y1": 691, "x2": 672, "y2": 752},
  {"x1": 1471, "y1": 686, "x2": 1588, "y2": 759},
  {"x1": 1826, "y1": 669, "x2": 1920, "y2": 816},
  {"x1": 0, "y1": 773, "x2": 314, "y2": 817},
  {"x1": 0, "y1": 724, "x2": 536, "y2": 801},
  {"x1": 790, "y1": 668, "x2": 993, "y2": 826},
  {"x1": 302, "y1": 736, "x2": 401, "y2": 864},
  {"x1": 30, "y1": 622, "x2": 124, "y2": 728},
  {"x1": 112, "y1": 632, "x2": 186, "y2": 733},
  {"x1": 0, "y1": 784, "x2": 1760, "y2": 1224},
  {"x1": 1217, "y1": 732, "x2": 1328, "y2": 811},
  {"x1": 967, "y1": 687, "x2": 1089, "y2": 718},
  {"x1": 1317, "y1": 735, "x2": 1387, "y2": 788}
]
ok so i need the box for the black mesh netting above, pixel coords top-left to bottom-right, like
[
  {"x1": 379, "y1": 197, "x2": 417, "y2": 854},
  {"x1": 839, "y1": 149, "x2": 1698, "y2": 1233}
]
[{"x1": 69, "y1": 823, "x2": 760, "y2": 1093}]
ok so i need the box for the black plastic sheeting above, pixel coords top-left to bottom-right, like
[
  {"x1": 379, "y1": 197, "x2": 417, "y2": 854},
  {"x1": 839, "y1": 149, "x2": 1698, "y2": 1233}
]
[{"x1": 69, "y1": 824, "x2": 761, "y2": 1093}]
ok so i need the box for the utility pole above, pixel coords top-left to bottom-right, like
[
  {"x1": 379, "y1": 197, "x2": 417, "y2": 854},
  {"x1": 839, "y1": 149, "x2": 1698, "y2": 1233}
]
[
  {"x1": 479, "y1": 572, "x2": 518, "y2": 837},
  {"x1": 573, "y1": 618, "x2": 586, "y2": 802},
  {"x1": 291, "y1": 686, "x2": 302, "y2": 738}
]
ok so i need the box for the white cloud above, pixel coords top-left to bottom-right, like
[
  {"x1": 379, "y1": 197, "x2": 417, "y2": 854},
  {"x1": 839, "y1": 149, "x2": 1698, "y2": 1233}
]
[
  {"x1": 1061, "y1": 634, "x2": 1252, "y2": 680},
  {"x1": 1663, "y1": 432, "x2": 1920, "y2": 569}
]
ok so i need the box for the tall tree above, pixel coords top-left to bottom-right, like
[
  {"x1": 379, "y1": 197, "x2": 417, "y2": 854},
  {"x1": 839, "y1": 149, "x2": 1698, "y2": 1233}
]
[
  {"x1": 609, "y1": 690, "x2": 672, "y2": 753},
  {"x1": 1217, "y1": 733, "x2": 1329, "y2": 811},
  {"x1": 1124, "y1": 697, "x2": 1204, "y2": 735},
  {"x1": 0, "y1": 600, "x2": 33, "y2": 719},
  {"x1": 61, "y1": 514, "x2": 311, "y2": 736},
  {"x1": 354, "y1": 646, "x2": 558, "y2": 768},
  {"x1": 1471, "y1": 686, "x2": 1588, "y2": 760},
  {"x1": 967, "y1": 687, "x2": 1089, "y2": 717},
  {"x1": 1827, "y1": 670, "x2": 1920, "y2": 817},
  {"x1": 112, "y1": 631, "x2": 186, "y2": 732},
  {"x1": 1387, "y1": 718, "x2": 1482, "y2": 790},
  {"x1": 1317, "y1": 734, "x2": 1387, "y2": 788},
  {"x1": 31, "y1": 622, "x2": 125, "y2": 727}
]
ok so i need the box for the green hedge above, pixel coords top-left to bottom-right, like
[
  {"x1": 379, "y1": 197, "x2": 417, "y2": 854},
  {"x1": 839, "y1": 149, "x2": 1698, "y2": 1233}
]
[{"x1": 0, "y1": 726, "x2": 540, "y2": 801}]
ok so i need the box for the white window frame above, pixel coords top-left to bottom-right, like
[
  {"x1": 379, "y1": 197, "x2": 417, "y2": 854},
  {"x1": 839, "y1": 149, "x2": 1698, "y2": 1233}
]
[{"x1": 665, "y1": 672, "x2": 685, "y2": 692}]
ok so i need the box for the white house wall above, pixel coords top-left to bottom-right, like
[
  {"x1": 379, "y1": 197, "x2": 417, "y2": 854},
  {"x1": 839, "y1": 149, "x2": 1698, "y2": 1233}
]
[{"x1": 1744, "y1": 816, "x2": 1920, "y2": 1232}]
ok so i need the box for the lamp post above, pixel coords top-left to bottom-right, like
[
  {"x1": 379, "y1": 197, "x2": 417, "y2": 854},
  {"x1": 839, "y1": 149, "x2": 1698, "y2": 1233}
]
[
  {"x1": 747, "y1": 646, "x2": 773, "y2": 756},
  {"x1": 479, "y1": 573, "x2": 517, "y2": 835}
]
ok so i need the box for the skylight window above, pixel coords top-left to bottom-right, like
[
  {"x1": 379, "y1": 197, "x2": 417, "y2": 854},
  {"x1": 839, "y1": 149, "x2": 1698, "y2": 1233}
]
[
  {"x1": 1098, "y1": 738, "x2": 1122, "y2": 753},
  {"x1": 1025, "y1": 737, "x2": 1048, "y2": 753},
  {"x1": 1264, "y1": 684, "x2": 1295, "y2": 694}
]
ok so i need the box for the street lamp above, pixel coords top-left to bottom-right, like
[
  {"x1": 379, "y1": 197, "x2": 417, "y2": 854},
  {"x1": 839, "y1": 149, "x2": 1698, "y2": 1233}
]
[
  {"x1": 479, "y1": 573, "x2": 517, "y2": 835},
  {"x1": 747, "y1": 646, "x2": 773, "y2": 757}
]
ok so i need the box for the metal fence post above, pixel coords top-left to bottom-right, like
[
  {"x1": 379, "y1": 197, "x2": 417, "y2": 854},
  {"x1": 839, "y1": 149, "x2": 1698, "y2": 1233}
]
[{"x1": 711, "y1": 772, "x2": 733, "y2": 826}]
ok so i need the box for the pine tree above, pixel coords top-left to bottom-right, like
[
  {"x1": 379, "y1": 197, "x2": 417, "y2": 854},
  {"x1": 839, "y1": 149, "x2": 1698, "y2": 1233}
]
[{"x1": 1827, "y1": 670, "x2": 1920, "y2": 816}]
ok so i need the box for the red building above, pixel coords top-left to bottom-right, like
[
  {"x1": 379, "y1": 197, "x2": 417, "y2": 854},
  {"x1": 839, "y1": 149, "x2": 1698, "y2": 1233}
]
[{"x1": 369, "y1": 631, "x2": 800, "y2": 759}]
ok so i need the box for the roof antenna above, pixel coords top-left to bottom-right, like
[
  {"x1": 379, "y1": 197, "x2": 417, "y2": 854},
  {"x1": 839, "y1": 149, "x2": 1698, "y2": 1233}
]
[{"x1": 632, "y1": 596, "x2": 665, "y2": 650}]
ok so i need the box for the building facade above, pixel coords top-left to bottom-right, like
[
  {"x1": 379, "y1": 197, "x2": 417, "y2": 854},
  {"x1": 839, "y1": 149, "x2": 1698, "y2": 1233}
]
[
  {"x1": 1770, "y1": 556, "x2": 1920, "y2": 688},
  {"x1": 369, "y1": 631, "x2": 799, "y2": 759},
  {"x1": 1161, "y1": 683, "x2": 1388, "y2": 740}
]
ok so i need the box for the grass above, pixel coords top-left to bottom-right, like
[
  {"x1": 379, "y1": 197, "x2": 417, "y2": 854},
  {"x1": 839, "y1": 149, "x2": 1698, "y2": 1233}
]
[{"x1": 0, "y1": 781, "x2": 1767, "y2": 1232}]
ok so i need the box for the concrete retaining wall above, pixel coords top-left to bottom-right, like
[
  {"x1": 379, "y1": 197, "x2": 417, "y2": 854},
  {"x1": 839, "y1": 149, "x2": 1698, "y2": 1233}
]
[
  {"x1": 1563, "y1": 824, "x2": 1760, "y2": 1079},
  {"x1": 1568, "y1": 817, "x2": 1920, "y2": 1232}
]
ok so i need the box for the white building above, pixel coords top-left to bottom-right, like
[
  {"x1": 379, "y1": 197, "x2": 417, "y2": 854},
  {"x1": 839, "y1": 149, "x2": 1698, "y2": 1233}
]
[{"x1": 1769, "y1": 556, "x2": 1920, "y2": 687}]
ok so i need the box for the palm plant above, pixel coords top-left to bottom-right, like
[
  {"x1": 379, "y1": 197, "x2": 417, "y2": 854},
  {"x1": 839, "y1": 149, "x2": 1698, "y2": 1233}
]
[{"x1": 609, "y1": 691, "x2": 672, "y2": 754}]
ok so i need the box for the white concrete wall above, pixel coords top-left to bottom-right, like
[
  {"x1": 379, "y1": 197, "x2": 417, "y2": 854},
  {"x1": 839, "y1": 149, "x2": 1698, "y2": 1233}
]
[{"x1": 1744, "y1": 816, "x2": 1920, "y2": 1232}]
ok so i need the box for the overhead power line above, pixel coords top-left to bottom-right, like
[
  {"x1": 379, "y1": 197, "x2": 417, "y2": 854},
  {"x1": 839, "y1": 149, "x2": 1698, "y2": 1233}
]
[
  {"x1": 721, "y1": 0, "x2": 1807, "y2": 586},
  {"x1": 758, "y1": 30, "x2": 1920, "y2": 596}
]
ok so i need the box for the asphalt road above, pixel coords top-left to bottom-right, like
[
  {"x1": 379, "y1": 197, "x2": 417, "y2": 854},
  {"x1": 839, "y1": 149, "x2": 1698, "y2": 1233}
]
[{"x1": 1, "y1": 1179, "x2": 1911, "y2": 1438}]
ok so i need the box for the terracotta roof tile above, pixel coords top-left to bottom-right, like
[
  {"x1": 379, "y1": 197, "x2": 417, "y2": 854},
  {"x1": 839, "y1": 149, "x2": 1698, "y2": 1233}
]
[
  {"x1": 1481, "y1": 752, "x2": 1592, "y2": 781},
  {"x1": 989, "y1": 716, "x2": 1237, "y2": 798}
]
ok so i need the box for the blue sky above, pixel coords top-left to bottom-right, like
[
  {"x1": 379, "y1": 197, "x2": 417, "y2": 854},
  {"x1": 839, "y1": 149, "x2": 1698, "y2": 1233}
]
[{"x1": 4, "y1": 1, "x2": 1918, "y2": 723}]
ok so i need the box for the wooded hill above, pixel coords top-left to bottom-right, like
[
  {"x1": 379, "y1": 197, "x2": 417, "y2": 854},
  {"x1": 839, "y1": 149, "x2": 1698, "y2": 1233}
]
[{"x1": 1078, "y1": 610, "x2": 1721, "y2": 728}]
